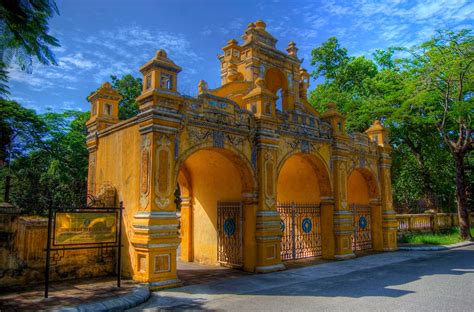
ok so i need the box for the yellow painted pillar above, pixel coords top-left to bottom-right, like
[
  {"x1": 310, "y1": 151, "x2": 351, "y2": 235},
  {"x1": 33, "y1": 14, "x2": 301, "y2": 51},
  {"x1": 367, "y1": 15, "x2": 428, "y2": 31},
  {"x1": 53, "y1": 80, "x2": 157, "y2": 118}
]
[
  {"x1": 254, "y1": 122, "x2": 285, "y2": 273},
  {"x1": 370, "y1": 198, "x2": 383, "y2": 251},
  {"x1": 131, "y1": 130, "x2": 181, "y2": 289},
  {"x1": 380, "y1": 150, "x2": 398, "y2": 251},
  {"x1": 179, "y1": 196, "x2": 193, "y2": 262},
  {"x1": 332, "y1": 153, "x2": 356, "y2": 259},
  {"x1": 242, "y1": 192, "x2": 257, "y2": 272},
  {"x1": 320, "y1": 196, "x2": 335, "y2": 259}
]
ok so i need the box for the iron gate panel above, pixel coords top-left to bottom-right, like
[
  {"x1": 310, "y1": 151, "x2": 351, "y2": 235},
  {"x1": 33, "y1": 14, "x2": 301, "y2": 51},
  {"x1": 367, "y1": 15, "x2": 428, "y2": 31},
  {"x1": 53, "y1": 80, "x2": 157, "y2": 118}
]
[
  {"x1": 277, "y1": 202, "x2": 322, "y2": 261},
  {"x1": 352, "y1": 204, "x2": 372, "y2": 251},
  {"x1": 217, "y1": 201, "x2": 243, "y2": 267}
]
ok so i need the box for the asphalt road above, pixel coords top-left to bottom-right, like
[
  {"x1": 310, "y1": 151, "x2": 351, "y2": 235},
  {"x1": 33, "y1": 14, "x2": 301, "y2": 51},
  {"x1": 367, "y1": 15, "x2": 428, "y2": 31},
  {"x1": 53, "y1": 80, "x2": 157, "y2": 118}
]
[{"x1": 132, "y1": 245, "x2": 474, "y2": 311}]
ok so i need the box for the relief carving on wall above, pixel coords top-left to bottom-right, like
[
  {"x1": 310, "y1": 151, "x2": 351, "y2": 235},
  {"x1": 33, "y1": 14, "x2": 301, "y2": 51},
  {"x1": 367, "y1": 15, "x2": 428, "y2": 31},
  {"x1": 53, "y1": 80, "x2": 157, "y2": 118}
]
[
  {"x1": 88, "y1": 153, "x2": 96, "y2": 194},
  {"x1": 139, "y1": 136, "x2": 151, "y2": 209},
  {"x1": 264, "y1": 152, "x2": 275, "y2": 208},
  {"x1": 154, "y1": 135, "x2": 171, "y2": 209}
]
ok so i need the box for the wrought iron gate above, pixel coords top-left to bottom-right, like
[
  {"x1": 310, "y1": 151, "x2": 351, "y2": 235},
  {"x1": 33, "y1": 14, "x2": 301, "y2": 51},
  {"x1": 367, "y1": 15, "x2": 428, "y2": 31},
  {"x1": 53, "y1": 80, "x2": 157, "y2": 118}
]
[
  {"x1": 277, "y1": 202, "x2": 322, "y2": 260},
  {"x1": 217, "y1": 201, "x2": 243, "y2": 267},
  {"x1": 352, "y1": 204, "x2": 372, "y2": 251}
]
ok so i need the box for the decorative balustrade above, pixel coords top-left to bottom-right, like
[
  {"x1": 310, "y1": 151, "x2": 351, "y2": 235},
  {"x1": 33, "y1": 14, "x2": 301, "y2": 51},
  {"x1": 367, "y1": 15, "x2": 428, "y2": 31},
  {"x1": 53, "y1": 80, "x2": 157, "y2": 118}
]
[{"x1": 397, "y1": 212, "x2": 474, "y2": 234}]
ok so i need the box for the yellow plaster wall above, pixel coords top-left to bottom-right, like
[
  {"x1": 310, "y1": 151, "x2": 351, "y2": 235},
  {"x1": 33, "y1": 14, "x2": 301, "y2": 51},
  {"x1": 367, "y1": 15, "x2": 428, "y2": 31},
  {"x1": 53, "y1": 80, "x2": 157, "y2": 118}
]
[
  {"x1": 183, "y1": 149, "x2": 243, "y2": 265},
  {"x1": 94, "y1": 123, "x2": 141, "y2": 277},
  {"x1": 347, "y1": 170, "x2": 370, "y2": 204},
  {"x1": 277, "y1": 155, "x2": 320, "y2": 203}
]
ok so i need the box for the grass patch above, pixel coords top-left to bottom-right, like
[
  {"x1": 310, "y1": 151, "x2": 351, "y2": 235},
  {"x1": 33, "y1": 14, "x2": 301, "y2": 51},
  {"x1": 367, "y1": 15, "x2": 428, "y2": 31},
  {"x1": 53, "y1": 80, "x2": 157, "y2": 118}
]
[{"x1": 398, "y1": 227, "x2": 474, "y2": 245}]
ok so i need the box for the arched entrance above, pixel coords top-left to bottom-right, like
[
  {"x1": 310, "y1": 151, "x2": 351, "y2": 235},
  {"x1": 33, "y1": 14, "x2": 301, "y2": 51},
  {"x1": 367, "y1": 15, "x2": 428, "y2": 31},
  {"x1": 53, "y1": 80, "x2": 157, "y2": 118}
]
[
  {"x1": 276, "y1": 153, "x2": 331, "y2": 260},
  {"x1": 175, "y1": 147, "x2": 256, "y2": 269},
  {"x1": 347, "y1": 168, "x2": 380, "y2": 252}
]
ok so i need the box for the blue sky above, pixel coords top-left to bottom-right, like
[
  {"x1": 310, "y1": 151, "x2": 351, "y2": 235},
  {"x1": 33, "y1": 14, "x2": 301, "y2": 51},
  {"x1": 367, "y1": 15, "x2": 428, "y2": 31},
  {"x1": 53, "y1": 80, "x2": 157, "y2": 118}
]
[{"x1": 7, "y1": 0, "x2": 473, "y2": 113}]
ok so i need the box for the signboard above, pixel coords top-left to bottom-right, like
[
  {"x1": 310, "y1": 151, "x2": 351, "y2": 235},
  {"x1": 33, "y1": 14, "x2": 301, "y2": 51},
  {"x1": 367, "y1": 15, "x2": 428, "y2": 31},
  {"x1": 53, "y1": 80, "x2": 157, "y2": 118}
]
[{"x1": 53, "y1": 211, "x2": 117, "y2": 245}]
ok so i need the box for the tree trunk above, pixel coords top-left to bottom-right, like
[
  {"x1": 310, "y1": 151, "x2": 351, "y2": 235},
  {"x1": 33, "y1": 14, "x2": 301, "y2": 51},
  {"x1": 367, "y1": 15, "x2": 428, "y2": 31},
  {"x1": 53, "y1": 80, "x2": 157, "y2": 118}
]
[{"x1": 454, "y1": 154, "x2": 471, "y2": 240}]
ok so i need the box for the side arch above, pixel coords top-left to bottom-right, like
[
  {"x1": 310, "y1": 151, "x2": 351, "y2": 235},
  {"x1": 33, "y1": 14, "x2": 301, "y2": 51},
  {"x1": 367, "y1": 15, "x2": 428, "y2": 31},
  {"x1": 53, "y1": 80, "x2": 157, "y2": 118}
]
[
  {"x1": 173, "y1": 141, "x2": 258, "y2": 194},
  {"x1": 277, "y1": 150, "x2": 332, "y2": 197},
  {"x1": 347, "y1": 167, "x2": 380, "y2": 201}
]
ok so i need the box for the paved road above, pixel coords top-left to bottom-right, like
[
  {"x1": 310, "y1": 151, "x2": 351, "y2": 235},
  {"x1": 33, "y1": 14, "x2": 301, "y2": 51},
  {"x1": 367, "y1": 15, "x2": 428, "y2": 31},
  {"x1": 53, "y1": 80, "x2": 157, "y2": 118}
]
[{"x1": 132, "y1": 245, "x2": 474, "y2": 311}]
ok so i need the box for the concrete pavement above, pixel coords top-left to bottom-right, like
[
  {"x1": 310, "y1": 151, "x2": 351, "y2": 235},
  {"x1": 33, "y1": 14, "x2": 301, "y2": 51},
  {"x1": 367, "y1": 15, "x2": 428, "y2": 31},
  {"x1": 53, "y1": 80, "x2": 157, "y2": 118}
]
[{"x1": 131, "y1": 246, "x2": 474, "y2": 311}]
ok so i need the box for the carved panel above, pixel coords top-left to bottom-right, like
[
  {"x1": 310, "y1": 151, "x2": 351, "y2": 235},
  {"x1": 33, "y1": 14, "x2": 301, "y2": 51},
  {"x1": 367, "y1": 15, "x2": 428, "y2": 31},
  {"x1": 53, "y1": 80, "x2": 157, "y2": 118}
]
[
  {"x1": 264, "y1": 152, "x2": 275, "y2": 208},
  {"x1": 140, "y1": 136, "x2": 151, "y2": 209},
  {"x1": 154, "y1": 135, "x2": 171, "y2": 209}
]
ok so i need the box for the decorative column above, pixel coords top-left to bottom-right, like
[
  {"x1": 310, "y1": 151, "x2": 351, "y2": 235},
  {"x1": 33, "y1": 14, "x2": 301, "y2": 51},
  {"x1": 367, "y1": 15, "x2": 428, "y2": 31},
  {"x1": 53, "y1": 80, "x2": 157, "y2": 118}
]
[
  {"x1": 365, "y1": 120, "x2": 397, "y2": 251},
  {"x1": 131, "y1": 130, "x2": 181, "y2": 289},
  {"x1": 130, "y1": 49, "x2": 184, "y2": 289},
  {"x1": 85, "y1": 82, "x2": 122, "y2": 196},
  {"x1": 331, "y1": 150, "x2": 356, "y2": 259},
  {"x1": 323, "y1": 103, "x2": 355, "y2": 259},
  {"x1": 254, "y1": 120, "x2": 285, "y2": 273},
  {"x1": 379, "y1": 150, "x2": 398, "y2": 250}
]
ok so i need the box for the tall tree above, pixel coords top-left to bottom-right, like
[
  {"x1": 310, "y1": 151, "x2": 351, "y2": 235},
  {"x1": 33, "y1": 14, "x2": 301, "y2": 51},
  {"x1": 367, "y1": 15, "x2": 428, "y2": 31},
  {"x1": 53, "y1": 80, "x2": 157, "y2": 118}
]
[
  {"x1": 0, "y1": 0, "x2": 60, "y2": 95},
  {"x1": 309, "y1": 35, "x2": 460, "y2": 216},
  {"x1": 400, "y1": 30, "x2": 473, "y2": 239}
]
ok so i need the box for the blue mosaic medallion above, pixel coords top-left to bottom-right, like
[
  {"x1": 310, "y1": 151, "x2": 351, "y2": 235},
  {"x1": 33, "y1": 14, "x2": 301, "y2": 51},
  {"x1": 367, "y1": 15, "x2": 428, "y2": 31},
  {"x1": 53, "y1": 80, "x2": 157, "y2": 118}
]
[
  {"x1": 224, "y1": 218, "x2": 236, "y2": 236},
  {"x1": 302, "y1": 218, "x2": 312, "y2": 234},
  {"x1": 280, "y1": 219, "x2": 285, "y2": 232},
  {"x1": 359, "y1": 216, "x2": 367, "y2": 229}
]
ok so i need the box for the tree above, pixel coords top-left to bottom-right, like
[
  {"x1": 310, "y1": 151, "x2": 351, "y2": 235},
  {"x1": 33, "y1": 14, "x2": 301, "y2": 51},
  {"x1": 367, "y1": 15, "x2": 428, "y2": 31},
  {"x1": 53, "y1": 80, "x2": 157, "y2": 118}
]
[
  {"x1": 2, "y1": 109, "x2": 89, "y2": 213},
  {"x1": 309, "y1": 35, "x2": 461, "y2": 217},
  {"x1": 0, "y1": 99, "x2": 46, "y2": 201},
  {"x1": 110, "y1": 74, "x2": 142, "y2": 119},
  {"x1": 0, "y1": 0, "x2": 60, "y2": 95},
  {"x1": 400, "y1": 30, "x2": 473, "y2": 239}
]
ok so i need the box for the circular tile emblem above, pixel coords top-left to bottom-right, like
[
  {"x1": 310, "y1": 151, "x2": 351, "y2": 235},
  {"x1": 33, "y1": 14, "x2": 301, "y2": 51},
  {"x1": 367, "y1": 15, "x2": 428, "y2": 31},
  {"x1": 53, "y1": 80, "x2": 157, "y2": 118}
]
[
  {"x1": 302, "y1": 218, "x2": 312, "y2": 234},
  {"x1": 224, "y1": 218, "x2": 236, "y2": 236},
  {"x1": 280, "y1": 219, "x2": 285, "y2": 232},
  {"x1": 359, "y1": 216, "x2": 367, "y2": 229}
]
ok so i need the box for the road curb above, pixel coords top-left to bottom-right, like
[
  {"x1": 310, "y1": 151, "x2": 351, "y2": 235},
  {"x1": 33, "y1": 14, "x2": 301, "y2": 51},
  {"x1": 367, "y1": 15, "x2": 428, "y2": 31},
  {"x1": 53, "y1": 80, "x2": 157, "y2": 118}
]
[
  {"x1": 56, "y1": 285, "x2": 150, "y2": 312},
  {"x1": 398, "y1": 241, "x2": 474, "y2": 251}
]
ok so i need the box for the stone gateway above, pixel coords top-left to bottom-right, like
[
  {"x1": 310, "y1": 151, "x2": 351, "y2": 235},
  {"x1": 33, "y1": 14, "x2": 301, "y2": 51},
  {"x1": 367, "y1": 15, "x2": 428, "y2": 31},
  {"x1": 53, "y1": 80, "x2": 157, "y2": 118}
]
[{"x1": 86, "y1": 20, "x2": 398, "y2": 289}]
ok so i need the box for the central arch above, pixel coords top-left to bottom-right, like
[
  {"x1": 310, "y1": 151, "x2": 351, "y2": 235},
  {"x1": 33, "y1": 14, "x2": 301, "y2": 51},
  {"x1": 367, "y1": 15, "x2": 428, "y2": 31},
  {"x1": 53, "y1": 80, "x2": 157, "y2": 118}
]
[
  {"x1": 276, "y1": 152, "x2": 332, "y2": 260},
  {"x1": 174, "y1": 146, "x2": 256, "y2": 270}
]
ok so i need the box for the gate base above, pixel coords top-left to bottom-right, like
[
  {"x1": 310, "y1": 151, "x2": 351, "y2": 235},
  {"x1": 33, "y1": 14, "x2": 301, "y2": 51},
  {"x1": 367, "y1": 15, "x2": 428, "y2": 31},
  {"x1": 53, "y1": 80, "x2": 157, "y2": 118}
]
[
  {"x1": 255, "y1": 263, "x2": 286, "y2": 273},
  {"x1": 334, "y1": 253, "x2": 356, "y2": 260},
  {"x1": 149, "y1": 279, "x2": 182, "y2": 290}
]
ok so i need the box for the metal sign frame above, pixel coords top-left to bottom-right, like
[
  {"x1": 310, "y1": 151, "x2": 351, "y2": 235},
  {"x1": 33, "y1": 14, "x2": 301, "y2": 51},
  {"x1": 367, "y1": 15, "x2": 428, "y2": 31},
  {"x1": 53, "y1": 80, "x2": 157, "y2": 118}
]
[{"x1": 44, "y1": 202, "x2": 123, "y2": 298}]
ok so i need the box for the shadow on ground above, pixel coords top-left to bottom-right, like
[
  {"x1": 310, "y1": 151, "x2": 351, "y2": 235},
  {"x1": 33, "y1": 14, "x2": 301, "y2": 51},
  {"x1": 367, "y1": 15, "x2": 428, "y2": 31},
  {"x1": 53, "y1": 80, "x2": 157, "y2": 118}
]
[{"x1": 138, "y1": 248, "x2": 474, "y2": 310}]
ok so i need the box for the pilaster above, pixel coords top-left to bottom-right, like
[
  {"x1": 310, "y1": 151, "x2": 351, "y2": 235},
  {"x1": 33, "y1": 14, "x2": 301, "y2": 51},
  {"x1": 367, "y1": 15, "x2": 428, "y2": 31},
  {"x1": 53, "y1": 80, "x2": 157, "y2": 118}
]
[
  {"x1": 254, "y1": 120, "x2": 285, "y2": 273},
  {"x1": 332, "y1": 149, "x2": 356, "y2": 260},
  {"x1": 320, "y1": 196, "x2": 335, "y2": 259},
  {"x1": 369, "y1": 198, "x2": 383, "y2": 251},
  {"x1": 380, "y1": 149, "x2": 398, "y2": 251},
  {"x1": 179, "y1": 196, "x2": 193, "y2": 262}
]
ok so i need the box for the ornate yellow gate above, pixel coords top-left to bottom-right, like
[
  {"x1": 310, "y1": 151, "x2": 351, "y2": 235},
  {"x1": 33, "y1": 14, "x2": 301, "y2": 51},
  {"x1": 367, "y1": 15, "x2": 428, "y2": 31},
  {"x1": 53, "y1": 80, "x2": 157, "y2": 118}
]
[
  {"x1": 217, "y1": 201, "x2": 243, "y2": 267},
  {"x1": 352, "y1": 204, "x2": 372, "y2": 251},
  {"x1": 277, "y1": 202, "x2": 322, "y2": 260}
]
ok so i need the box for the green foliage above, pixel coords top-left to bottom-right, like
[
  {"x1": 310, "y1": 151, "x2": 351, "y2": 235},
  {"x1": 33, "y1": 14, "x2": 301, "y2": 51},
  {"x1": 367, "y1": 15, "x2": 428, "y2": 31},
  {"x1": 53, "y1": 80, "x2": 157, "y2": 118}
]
[
  {"x1": 0, "y1": 0, "x2": 60, "y2": 94},
  {"x1": 0, "y1": 98, "x2": 47, "y2": 165},
  {"x1": 309, "y1": 32, "x2": 472, "y2": 212},
  {"x1": 110, "y1": 74, "x2": 142, "y2": 120},
  {"x1": 0, "y1": 108, "x2": 89, "y2": 214},
  {"x1": 398, "y1": 227, "x2": 474, "y2": 245}
]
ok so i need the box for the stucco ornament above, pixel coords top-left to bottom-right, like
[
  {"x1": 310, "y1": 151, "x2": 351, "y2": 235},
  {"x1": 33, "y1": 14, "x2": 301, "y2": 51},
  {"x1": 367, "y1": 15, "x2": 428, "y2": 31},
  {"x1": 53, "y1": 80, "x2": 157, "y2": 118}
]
[
  {"x1": 139, "y1": 136, "x2": 151, "y2": 209},
  {"x1": 154, "y1": 135, "x2": 172, "y2": 210}
]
